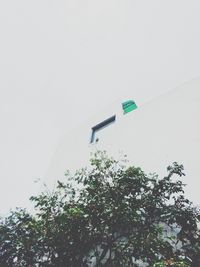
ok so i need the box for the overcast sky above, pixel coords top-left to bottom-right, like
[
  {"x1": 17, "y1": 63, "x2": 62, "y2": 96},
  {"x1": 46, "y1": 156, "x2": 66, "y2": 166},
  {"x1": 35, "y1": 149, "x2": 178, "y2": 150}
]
[{"x1": 0, "y1": 0, "x2": 200, "y2": 215}]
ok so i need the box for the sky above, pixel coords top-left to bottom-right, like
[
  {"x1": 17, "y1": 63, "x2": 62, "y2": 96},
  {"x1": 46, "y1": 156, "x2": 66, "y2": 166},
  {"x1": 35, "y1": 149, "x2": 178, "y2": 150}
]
[{"x1": 0, "y1": 0, "x2": 200, "y2": 215}]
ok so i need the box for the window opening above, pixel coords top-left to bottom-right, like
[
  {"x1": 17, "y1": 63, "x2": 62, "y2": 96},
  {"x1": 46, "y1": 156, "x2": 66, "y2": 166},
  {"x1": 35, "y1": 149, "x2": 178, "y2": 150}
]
[
  {"x1": 90, "y1": 115, "x2": 116, "y2": 143},
  {"x1": 122, "y1": 100, "x2": 137, "y2": 114}
]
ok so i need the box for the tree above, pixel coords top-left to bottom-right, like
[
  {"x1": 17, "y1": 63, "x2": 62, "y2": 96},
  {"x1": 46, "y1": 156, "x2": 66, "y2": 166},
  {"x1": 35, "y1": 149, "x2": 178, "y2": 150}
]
[{"x1": 0, "y1": 151, "x2": 199, "y2": 266}]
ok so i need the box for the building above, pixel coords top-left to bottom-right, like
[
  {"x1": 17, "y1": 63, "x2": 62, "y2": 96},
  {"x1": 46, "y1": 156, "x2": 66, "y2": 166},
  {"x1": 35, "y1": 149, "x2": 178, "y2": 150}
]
[{"x1": 47, "y1": 77, "x2": 200, "y2": 205}]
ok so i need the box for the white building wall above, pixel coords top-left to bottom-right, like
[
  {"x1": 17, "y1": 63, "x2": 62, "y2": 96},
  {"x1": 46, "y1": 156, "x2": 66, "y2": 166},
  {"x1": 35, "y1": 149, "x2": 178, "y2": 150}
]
[{"x1": 46, "y1": 78, "x2": 200, "y2": 205}]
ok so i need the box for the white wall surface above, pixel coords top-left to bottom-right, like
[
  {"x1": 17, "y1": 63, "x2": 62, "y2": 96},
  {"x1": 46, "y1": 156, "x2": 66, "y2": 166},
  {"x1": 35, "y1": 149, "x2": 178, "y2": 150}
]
[
  {"x1": 1, "y1": 0, "x2": 200, "y2": 215},
  {"x1": 47, "y1": 78, "x2": 200, "y2": 205}
]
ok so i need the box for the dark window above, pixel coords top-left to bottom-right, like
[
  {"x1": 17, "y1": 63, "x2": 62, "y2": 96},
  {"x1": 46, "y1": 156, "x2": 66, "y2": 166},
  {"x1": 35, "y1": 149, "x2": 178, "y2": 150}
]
[{"x1": 90, "y1": 115, "x2": 116, "y2": 143}]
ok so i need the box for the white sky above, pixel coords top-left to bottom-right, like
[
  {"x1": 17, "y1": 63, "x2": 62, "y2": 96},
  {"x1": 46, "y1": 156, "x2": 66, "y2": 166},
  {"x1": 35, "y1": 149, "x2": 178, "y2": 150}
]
[{"x1": 0, "y1": 0, "x2": 200, "y2": 215}]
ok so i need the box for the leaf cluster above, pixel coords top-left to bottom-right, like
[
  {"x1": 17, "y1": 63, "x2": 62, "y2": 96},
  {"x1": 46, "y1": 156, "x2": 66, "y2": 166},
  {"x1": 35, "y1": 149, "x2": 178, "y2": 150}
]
[{"x1": 0, "y1": 151, "x2": 199, "y2": 267}]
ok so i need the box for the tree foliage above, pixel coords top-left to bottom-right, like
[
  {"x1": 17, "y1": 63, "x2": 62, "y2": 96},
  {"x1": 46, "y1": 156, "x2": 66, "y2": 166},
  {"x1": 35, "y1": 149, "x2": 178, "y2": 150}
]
[{"x1": 0, "y1": 151, "x2": 199, "y2": 266}]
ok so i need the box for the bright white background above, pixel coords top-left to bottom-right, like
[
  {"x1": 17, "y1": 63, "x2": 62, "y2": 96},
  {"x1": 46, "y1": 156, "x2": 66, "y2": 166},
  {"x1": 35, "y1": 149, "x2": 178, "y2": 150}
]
[{"x1": 0, "y1": 0, "x2": 200, "y2": 215}]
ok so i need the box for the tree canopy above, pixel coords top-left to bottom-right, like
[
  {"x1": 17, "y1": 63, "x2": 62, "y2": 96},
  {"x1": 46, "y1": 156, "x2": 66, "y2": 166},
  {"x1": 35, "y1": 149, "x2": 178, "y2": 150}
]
[{"x1": 0, "y1": 151, "x2": 199, "y2": 267}]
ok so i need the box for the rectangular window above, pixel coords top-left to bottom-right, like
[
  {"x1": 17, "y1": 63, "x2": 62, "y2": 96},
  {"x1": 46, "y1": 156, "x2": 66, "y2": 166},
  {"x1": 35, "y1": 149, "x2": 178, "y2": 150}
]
[{"x1": 90, "y1": 115, "x2": 116, "y2": 143}]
